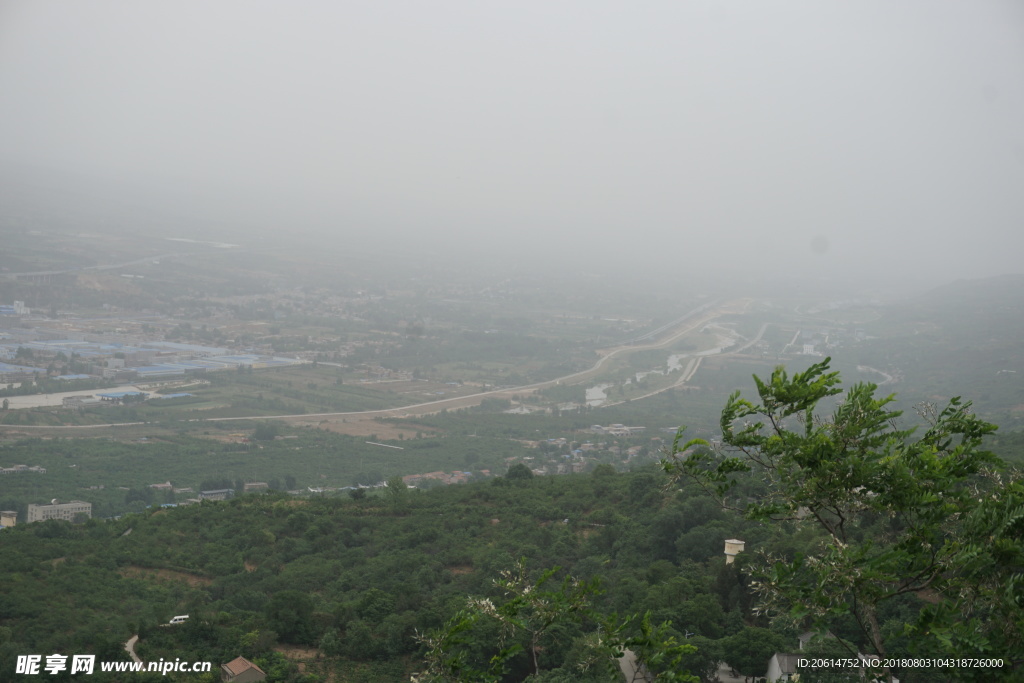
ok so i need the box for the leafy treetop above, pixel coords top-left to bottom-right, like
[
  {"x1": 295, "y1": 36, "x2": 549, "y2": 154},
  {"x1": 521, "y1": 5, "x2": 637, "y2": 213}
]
[{"x1": 663, "y1": 358, "x2": 1019, "y2": 681}]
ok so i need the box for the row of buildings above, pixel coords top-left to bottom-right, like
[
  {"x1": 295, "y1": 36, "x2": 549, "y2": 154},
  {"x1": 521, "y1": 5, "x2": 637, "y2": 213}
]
[
  {"x1": 0, "y1": 500, "x2": 93, "y2": 527},
  {"x1": 588, "y1": 423, "x2": 646, "y2": 436},
  {"x1": 0, "y1": 464, "x2": 46, "y2": 475},
  {"x1": 0, "y1": 301, "x2": 30, "y2": 316},
  {"x1": 0, "y1": 336, "x2": 301, "y2": 382},
  {"x1": 0, "y1": 487, "x2": 258, "y2": 527}
]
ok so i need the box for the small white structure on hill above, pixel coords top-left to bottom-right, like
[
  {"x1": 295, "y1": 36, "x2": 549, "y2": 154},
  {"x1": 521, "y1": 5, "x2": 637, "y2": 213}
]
[{"x1": 724, "y1": 538, "x2": 745, "y2": 564}]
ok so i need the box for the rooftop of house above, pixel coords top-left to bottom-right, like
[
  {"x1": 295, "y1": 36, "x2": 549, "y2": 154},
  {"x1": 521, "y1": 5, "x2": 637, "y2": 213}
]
[{"x1": 222, "y1": 656, "x2": 265, "y2": 677}]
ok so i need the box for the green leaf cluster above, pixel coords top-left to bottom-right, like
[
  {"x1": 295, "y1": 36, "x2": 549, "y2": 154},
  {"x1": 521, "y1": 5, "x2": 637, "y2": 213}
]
[{"x1": 664, "y1": 357, "x2": 1020, "y2": 681}]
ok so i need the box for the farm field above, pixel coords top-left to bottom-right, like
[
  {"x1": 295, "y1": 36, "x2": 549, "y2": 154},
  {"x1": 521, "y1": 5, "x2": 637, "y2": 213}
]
[{"x1": 0, "y1": 365, "x2": 487, "y2": 427}]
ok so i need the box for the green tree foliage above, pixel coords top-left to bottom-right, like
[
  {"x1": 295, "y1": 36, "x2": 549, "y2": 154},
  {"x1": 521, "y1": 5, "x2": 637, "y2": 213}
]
[
  {"x1": 719, "y1": 626, "x2": 785, "y2": 678},
  {"x1": 663, "y1": 358, "x2": 1021, "y2": 680},
  {"x1": 414, "y1": 560, "x2": 699, "y2": 682},
  {"x1": 265, "y1": 590, "x2": 314, "y2": 644},
  {"x1": 387, "y1": 475, "x2": 409, "y2": 509},
  {"x1": 0, "y1": 465, "x2": 773, "y2": 681},
  {"x1": 253, "y1": 422, "x2": 280, "y2": 441},
  {"x1": 504, "y1": 463, "x2": 534, "y2": 480}
]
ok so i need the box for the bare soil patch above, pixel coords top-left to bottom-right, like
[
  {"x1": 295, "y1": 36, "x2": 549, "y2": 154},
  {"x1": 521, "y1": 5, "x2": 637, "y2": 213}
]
[
  {"x1": 275, "y1": 646, "x2": 319, "y2": 661},
  {"x1": 304, "y1": 416, "x2": 429, "y2": 439},
  {"x1": 203, "y1": 432, "x2": 254, "y2": 444}
]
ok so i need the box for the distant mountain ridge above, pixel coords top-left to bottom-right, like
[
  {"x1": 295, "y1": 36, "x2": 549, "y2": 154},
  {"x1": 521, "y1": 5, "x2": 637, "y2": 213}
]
[
  {"x1": 862, "y1": 273, "x2": 1024, "y2": 427},
  {"x1": 912, "y1": 273, "x2": 1024, "y2": 326}
]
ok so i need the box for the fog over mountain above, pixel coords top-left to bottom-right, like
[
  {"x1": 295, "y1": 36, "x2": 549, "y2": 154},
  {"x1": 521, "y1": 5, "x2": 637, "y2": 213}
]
[{"x1": 1, "y1": 1, "x2": 1022, "y2": 289}]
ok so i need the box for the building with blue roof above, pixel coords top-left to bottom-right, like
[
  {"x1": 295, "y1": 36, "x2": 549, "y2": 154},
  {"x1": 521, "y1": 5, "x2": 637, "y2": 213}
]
[{"x1": 96, "y1": 391, "x2": 148, "y2": 403}]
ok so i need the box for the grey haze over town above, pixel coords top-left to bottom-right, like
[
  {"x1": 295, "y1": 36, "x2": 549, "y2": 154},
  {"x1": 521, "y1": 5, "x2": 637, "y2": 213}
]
[
  {"x1": 5, "y1": 4, "x2": 1024, "y2": 681},
  {"x1": 1, "y1": 0, "x2": 1023, "y2": 291}
]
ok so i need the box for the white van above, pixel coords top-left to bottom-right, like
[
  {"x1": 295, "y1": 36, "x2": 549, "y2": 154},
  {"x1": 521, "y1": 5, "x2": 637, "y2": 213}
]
[{"x1": 169, "y1": 615, "x2": 189, "y2": 625}]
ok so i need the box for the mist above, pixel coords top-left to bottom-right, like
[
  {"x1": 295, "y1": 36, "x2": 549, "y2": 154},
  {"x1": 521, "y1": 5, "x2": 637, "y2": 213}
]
[{"x1": 1, "y1": 0, "x2": 1022, "y2": 290}]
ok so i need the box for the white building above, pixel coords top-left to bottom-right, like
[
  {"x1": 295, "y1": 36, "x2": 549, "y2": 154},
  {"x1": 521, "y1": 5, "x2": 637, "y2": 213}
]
[
  {"x1": 27, "y1": 500, "x2": 92, "y2": 523},
  {"x1": 724, "y1": 538, "x2": 745, "y2": 564},
  {"x1": 766, "y1": 653, "x2": 800, "y2": 682}
]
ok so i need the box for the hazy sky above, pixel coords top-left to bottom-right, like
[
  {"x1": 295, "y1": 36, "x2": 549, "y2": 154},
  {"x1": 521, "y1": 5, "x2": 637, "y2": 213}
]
[{"x1": 1, "y1": 1, "x2": 1022, "y2": 285}]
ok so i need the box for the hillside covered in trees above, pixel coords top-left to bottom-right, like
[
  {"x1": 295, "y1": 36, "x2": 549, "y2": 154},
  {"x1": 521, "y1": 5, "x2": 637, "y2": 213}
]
[{"x1": 3, "y1": 377, "x2": 1020, "y2": 683}]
